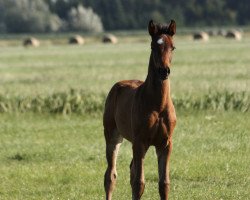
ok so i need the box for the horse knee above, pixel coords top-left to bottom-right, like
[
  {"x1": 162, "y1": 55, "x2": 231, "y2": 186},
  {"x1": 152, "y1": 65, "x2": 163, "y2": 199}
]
[
  {"x1": 132, "y1": 179, "x2": 145, "y2": 191},
  {"x1": 140, "y1": 180, "x2": 145, "y2": 189},
  {"x1": 104, "y1": 169, "x2": 117, "y2": 188},
  {"x1": 159, "y1": 180, "x2": 170, "y2": 197},
  {"x1": 131, "y1": 179, "x2": 145, "y2": 200}
]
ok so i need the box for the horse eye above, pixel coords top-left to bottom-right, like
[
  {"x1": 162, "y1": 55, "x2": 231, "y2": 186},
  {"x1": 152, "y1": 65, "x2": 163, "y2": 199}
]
[{"x1": 172, "y1": 46, "x2": 176, "y2": 51}]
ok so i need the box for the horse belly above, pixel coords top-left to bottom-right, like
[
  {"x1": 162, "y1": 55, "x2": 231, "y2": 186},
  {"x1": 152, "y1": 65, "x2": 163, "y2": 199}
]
[{"x1": 114, "y1": 90, "x2": 134, "y2": 142}]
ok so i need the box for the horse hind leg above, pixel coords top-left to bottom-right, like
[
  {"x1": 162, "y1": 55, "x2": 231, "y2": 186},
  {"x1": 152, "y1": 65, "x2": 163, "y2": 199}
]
[{"x1": 104, "y1": 128, "x2": 123, "y2": 200}]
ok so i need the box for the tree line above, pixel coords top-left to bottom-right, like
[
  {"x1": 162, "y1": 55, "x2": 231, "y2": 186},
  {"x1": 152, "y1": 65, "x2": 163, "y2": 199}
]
[
  {"x1": 80, "y1": 0, "x2": 249, "y2": 29},
  {"x1": 0, "y1": 0, "x2": 103, "y2": 33},
  {"x1": 0, "y1": 0, "x2": 249, "y2": 33}
]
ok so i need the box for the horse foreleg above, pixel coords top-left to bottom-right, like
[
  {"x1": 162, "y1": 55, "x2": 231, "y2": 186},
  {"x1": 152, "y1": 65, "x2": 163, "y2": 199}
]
[
  {"x1": 129, "y1": 158, "x2": 134, "y2": 187},
  {"x1": 104, "y1": 129, "x2": 123, "y2": 200},
  {"x1": 156, "y1": 141, "x2": 173, "y2": 200},
  {"x1": 131, "y1": 143, "x2": 148, "y2": 200}
]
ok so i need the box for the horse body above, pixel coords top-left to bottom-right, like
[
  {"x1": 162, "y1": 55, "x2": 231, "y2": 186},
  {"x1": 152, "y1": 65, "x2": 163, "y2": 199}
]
[
  {"x1": 104, "y1": 20, "x2": 177, "y2": 200},
  {"x1": 104, "y1": 78, "x2": 176, "y2": 144},
  {"x1": 104, "y1": 80, "x2": 143, "y2": 142}
]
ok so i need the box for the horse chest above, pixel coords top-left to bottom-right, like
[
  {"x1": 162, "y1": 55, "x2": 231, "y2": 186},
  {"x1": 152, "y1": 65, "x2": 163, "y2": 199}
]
[{"x1": 146, "y1": 111, "x2": 176, "y2": 146}]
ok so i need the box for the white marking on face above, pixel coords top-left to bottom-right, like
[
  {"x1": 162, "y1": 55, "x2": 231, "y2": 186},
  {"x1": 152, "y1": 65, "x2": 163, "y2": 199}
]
[{"x1": 157, "y1": 38, "x2": 164, "y2": 45}]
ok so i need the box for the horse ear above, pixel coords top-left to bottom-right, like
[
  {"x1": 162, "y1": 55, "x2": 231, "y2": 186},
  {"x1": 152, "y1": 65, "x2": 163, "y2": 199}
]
[
  {"x1": 148, "y1": 20, "x2": 158, "y2": 36},
  {"x1": 167, "y1": 20, "x2": 176, "y2": 36}
]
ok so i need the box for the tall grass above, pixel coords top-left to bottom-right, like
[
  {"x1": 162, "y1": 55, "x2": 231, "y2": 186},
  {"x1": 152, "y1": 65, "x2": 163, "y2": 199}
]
[
  {"x1": 174, "y1": 90, "x2": 249, "y2": 112},
  {"x1": 0, "y1": 89, "x2": 248, "y2": 114},
  {"x1": 0, "y1": 89, "x2": 105, "y2": 115}
]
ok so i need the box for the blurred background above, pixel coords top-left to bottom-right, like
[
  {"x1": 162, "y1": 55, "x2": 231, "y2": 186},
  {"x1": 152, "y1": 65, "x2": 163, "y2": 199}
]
[
  {"x1": 0, "y1": 1, "x2": 249, "y2": 200},
  {"x1": 0, "y1": 0, "x2": 250, "y2": 33}
]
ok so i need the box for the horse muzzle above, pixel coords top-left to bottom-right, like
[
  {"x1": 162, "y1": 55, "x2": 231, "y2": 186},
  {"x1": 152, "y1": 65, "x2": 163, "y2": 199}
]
[{"x1": 158, "y1": 67, "x2": 170, "y2": 80}]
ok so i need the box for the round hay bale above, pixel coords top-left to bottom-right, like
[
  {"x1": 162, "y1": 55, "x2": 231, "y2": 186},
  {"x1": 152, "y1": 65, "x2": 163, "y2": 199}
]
[
  {"x1": 102, "y1": 34, "x2": 118, "y2": 44},
  {"x1": 225, "y1": 30, "x2": 242, "y2": 40},
  {"x1": 69, "y1": 35, "x2": 85, "y2": 45},
  {"x1": 193, "y1": 32, "x2": 209, "y2": 41},
  {"x1": 23, "y1": 37, "x2": 40, "y2": 47}
]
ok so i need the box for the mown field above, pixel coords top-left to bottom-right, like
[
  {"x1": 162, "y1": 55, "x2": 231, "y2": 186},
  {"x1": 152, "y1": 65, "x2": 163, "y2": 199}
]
[{"x1": 0, "y1": 33, "x2": 249, "y2": 199}]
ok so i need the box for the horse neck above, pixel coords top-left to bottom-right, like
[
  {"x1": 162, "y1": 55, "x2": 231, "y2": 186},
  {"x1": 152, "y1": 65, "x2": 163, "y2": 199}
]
[{"x1": 143, "y1": 53, "x2": 171, "y2": 111}]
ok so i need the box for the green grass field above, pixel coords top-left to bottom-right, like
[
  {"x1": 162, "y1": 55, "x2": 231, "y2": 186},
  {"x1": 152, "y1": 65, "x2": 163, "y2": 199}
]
[{"x1": 0, "y1": 34, "x2": 249, "y2": 199}]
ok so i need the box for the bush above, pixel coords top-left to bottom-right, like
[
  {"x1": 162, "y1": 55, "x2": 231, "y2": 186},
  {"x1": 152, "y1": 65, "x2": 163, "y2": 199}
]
[
  {"x1": 4, "y1": 0, "x2": 62, "y2": 33},
  {"x1": 67, "y1": 5, "x2": 103, "y2": 33}
]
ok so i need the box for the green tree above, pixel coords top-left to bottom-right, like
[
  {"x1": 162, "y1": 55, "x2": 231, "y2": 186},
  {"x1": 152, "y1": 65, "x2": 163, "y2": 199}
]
[
  {"x1": 44, "y1": 0, "x2": 250, "y2": 31},
  {"x1": 227, "y1": 0, "x2": 250, "y2": 25},
  {"x1": 45, "y1": 0, "x2": 79, "y2": 20},
  {"x1": 67, "y1": 4, "x2": 103, "y2": 32},
  {"x1": 4, "y1": 0, "x2": 62, "y2": 33},
  {"x1": 0, "y1": 0, "x2": 5, "y2": 32}
]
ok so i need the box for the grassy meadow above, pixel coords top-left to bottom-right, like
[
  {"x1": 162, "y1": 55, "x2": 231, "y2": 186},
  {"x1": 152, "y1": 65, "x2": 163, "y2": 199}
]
[{"x1": 0, "y1": 33, "x2": 249, "y2": 199}]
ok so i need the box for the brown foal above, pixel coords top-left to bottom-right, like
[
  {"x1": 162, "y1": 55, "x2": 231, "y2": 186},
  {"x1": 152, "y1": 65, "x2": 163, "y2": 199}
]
[{"x1": 103, "y1": 20, "x2": 177, "y2": 200}]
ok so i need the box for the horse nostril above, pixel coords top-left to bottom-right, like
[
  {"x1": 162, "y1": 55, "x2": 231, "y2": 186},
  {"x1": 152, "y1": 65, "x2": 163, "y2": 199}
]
[
  {"x1": 158, "y1": 67, "x2": 170, "y2": 80},
  {"x1": 166, "y1": 67, "x2": 170, "y2": 74},
  {"x1": 159, "y1": 67, "x2": 170, "y2": 75}
]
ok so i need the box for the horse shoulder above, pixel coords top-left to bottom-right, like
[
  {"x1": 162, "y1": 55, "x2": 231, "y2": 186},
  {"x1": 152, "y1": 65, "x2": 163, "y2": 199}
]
[{"x1": 167, "y1": 101, "x2": 177, "y2": 127}]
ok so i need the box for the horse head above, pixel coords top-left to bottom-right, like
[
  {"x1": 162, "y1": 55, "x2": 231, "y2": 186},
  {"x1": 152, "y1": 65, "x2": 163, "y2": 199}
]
[{"x1": 148, "y1": 20, "x2": 176, "y2": 80}]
